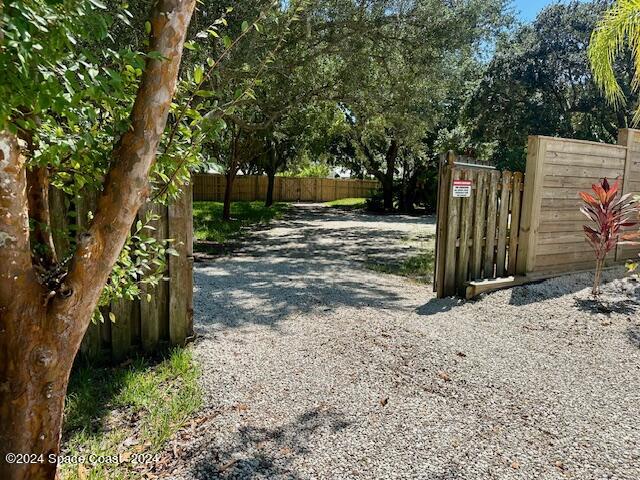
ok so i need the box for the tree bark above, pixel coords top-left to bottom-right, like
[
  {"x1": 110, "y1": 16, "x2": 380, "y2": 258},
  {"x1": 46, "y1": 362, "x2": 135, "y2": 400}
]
[
  {"x1": 382, "y1": 139, "x2": 398, "y2": 211},
  {"x1": 265, "y1": 169, "x2": 276, "y2": 207},
  {"x1": 222, "y1": 168, "x2": 236, "y2": 220},
  {"x1": 26, "y1": 166, "x2": 57, "y2": 268},
  {"x1": 0, "y1": 1, "x2": 195, "y2": 478}
]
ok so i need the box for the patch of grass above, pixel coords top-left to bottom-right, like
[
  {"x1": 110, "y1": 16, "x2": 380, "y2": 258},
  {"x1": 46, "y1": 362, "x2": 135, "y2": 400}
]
[
  {"x1": 367, "y1": 251, "x2": 435, "y2": 283},
  {"x1": 367, "y1": 233, "x2": 435, "y2": 283},
  {"x1": 193, "y1": 201, "x2": 289, "y2": 245},
  {"x1": 61, "y1": 348, "x2": 201, "y2": 480},
  {"x1": 324, "y1": 197, "x2": 368, "y2": 209}
]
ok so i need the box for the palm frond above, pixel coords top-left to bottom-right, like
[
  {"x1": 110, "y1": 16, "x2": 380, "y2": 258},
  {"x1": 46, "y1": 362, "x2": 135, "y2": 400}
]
[{"x1": 589, "y1": 0, "x2": 640, "y2": 119}]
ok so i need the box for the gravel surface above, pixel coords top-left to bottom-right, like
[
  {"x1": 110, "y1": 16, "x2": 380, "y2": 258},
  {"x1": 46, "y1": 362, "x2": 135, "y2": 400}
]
[{"x1": 169, "y1": 204, "x2": 640, "y2": 480}]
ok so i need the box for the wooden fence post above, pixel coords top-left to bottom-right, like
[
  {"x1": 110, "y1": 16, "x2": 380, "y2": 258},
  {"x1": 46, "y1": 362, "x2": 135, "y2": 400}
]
[
  {"x1": 516, "y1": 136, "x2": 546, "y2": 276},
  {"x1": 434, "y1": 154, "x2": 450, "y2": 296}
]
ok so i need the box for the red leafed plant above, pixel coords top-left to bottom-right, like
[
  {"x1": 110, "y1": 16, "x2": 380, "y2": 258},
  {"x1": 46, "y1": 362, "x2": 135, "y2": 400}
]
[{"x1": 580, "y1": 178, "x2": 638, "y2": 295}]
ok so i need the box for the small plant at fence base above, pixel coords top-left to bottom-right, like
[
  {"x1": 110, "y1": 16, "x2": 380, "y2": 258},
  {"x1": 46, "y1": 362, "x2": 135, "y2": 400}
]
[{"x1": 580, "y1": 178, "x2": 638, "y2": 295}]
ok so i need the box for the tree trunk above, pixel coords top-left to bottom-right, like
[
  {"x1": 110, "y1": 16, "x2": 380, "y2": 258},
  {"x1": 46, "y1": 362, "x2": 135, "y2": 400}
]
[
  {"x1": 222, "y1": 169, "x2": 236, "y2": 221},
  {"x1": 0, "y1": 1, "x2": 195, "y2": 478},
  {"x1": 382, "y1": 180, "x2": 394, "y2": 211},
  {"x1": 382, "y1": 139, "x2": 398, "y2": 211},
  {"x1": 265, "y1": 169, "x2": 276, "y2": 207}
]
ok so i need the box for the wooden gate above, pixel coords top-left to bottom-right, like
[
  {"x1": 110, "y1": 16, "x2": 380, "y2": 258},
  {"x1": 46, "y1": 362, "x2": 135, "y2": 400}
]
[{"x1": 434, "y1": 153, "x2": 524, "y2": 298}]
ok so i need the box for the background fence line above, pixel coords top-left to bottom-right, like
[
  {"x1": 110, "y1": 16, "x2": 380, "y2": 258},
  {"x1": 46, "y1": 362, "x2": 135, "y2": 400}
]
[{"x1": 193, "y1": 174, "x2": 380, "y2": 202}]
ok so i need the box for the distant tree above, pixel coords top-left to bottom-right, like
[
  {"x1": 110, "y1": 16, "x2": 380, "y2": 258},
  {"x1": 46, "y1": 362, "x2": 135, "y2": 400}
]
[{"x1": 466, "y1": 0, "x2": 637, "y2": 170}]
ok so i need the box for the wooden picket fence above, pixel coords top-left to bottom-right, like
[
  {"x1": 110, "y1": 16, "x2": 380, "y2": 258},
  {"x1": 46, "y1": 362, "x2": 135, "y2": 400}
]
[
  {"x1": 193, "y1": 174, "x2": 380, "y2": 202},
  {"x1": 434, "y1": 153, "x2": 524, "y2": 297},
  {"x1": 50, "y1": 184, "x2": 194, "y2": 363}
]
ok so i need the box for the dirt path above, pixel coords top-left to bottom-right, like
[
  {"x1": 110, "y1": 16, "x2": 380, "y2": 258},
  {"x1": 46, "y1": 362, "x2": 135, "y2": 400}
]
[{"x1": 172, "y1": 204, "x2": 640, "y2": 480}]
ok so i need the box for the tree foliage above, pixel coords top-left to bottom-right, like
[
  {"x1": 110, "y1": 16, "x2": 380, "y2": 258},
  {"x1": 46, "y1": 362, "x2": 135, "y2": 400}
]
[{"x1": 466, "y1": 0, "x2": 637, "y2": 170}]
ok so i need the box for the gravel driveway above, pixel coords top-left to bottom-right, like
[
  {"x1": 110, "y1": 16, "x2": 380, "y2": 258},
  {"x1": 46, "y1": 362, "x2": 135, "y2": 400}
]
[{"x1": 171, "y1": 204, "x2": 640, "y2": 480}]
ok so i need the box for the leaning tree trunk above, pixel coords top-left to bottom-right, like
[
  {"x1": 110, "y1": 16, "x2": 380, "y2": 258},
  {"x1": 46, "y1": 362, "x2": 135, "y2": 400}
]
[
  {"x1": 0, "y1": 1, "x2": 195, "y2": 479},
  {"x1": 265, "y1": 169, "x2": 276, "y2": 207}
]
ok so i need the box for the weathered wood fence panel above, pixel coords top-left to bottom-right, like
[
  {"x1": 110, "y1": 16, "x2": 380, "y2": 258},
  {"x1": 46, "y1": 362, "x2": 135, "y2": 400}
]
[
  {"x1": 521, "y1": 132, "x2": 640, "y2": 276},
  {"x1": 50, "y1": 184, "x2": 194, "y2": 363},
  {"x1": 435, "y1": 153, "x2": 524, "y2": 297},
  {"x1": 192, "y1": 174, "x2": 379, "y2": 202},
  {"x1": 437, "y1": 128, "x2": 640, "y2": 298}
]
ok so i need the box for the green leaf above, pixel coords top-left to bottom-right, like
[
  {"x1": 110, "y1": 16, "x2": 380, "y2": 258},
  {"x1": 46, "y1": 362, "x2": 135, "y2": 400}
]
[
  {"x1": 194, "y1": 65, "x2": 204, "y2": 84},
  {"x1": 242, "y1": 21, "x2": 250, "y2": 33}
]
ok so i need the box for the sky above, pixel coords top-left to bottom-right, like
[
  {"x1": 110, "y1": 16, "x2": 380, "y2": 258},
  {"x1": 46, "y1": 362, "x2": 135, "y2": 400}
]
[{"x1": 514, "y1": 0, "x2": 566, "y2": 21}]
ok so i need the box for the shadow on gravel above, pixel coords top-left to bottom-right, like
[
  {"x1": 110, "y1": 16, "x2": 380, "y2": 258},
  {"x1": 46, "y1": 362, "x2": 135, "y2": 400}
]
[
  {"x1": 627, "y1": 325, "x2": 640, "y2": 349},
  {"x1": 194, "y1": 205, "x2": 436, "y2": 329},
  {"x1": 415, "y1": 296, "x2": 465, "y2": 316},
  {"x1": 189, "y1": 407, "x2": 350, "y2": 479},
  {"x1": 574, "y1": 297, "x2": 639, "y2": 316}
]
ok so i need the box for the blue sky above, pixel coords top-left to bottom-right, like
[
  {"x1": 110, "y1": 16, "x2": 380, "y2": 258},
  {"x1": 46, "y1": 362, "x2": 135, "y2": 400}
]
[{"x1": 514, "y1": 0, "x2": 566, "y2": 21}]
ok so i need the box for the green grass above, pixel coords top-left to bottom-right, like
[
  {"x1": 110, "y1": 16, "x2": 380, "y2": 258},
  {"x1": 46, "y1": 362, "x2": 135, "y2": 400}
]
[
  {"x1": 61, "y1": 348, "x2": 201, "y2": 480},
  {"x1": 193, "y1": 201, "x2": 289, "y2": 245},
  {"x1": 324, "y1": 197, "x2": 368, "y2": 209},
  {"x1": 367, "y1": 251, "x2": 435, "y2": 284},
  {"x1": 367, "y1": 233, "x2": 435, "y2": 283}
]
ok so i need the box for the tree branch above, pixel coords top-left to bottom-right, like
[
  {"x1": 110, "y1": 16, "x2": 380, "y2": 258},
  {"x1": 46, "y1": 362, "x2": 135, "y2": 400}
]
[
  {"x1": 0, "y1": 132, "x2": 40, "y2": 303},
  {"x1": 50, "y1": 0, "x2": 197, "y2": 333},
  {"x1": 26, "y1": 166, "x2": 57, "y2": 269}
]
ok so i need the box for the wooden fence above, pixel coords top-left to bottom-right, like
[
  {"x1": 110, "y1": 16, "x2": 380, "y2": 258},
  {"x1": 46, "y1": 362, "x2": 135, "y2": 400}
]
[
  {"x1": 518, "y1": 131, "x2": 640, "y2": 276},
  {"x1": 435, "y1": 153, "x2": 524, "y2": 297},
  {"x1": 435, "y1": 128, "x2": 640, "y2": 298},
  {"x1": 50, "y1": 184, "x2": 194, "y2": 363},
  {"x1": 193, "y1": 174, "x2": 380, "y2": 202}
]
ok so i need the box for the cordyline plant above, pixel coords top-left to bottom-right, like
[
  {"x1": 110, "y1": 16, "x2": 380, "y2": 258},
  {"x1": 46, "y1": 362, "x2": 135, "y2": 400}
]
[{"x1": 580, "y1": 178, "x2": 639, "y2": 295}]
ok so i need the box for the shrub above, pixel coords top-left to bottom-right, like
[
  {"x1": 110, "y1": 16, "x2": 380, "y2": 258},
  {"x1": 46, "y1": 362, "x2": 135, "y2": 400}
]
[{"x1": 580, "y1": 178, "x2": 638, "y2": 295}]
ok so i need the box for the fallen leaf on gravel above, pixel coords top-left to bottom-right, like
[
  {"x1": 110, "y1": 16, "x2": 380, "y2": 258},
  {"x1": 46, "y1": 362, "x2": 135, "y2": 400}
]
[
  {"x1": 511, "y1": 461, "x2": 520, "y2": 469},
  {"x1": 555, "y1": 461, "x2": 566, "y2": 471},
  {"x1": 379, "y1": 397, "x2": 388, "y2": 406},
  {"x1": 218, "y1": 459, "x2": 238, "y2": 472},
  {"x1": 280, "y1": 447, "x2": 293, "y2": 456},
  {"x1": 236, "y1": 403, "x2": 249, "y2": 412},
  {"x1": 438, "y1": 371, "x2": 451, "y2": 382}
]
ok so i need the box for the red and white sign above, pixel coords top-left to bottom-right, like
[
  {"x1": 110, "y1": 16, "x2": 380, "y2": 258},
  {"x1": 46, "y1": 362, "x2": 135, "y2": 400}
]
[{"x1": 452, "y1": 179, "x2": 472, "y2": 197}]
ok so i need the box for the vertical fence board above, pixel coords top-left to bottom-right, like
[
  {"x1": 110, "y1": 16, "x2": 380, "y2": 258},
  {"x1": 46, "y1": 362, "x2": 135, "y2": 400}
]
[
  {"x1": 495, "y1": 171, "x2": 512, "y2": 277},
  {"x1": 434, "y1": 154, "x2": 451, "y2": 296},
  {"x1": 139, "y1": 202, "x2": 169, "y2": 352},
  {"x1": 471, "y1": 171, "x2": 487, "y2": 279},
  {"x1": 483, "y1": 171, "x2": 500, "y2": 278},
  {"x1": 456, "y1": 170, "x2": 475, "y2": 294},
  {"x1": 443, "y1": 169, "x2": 462, "y2": 296},
  {"x1": 507, "y1": 172, "x2": 523, "y2": 275},
  {"x1": 168, "y1": 185, "x2": 191, "y2": 346},
  {"x1": 110, "y1": 297, "x2": 135, "y2": 363}
]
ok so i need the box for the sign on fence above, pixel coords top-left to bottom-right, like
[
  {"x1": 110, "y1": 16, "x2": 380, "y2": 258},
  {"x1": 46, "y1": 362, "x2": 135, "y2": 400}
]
[{"x1": 452, "y1": 179, "x2": 472, "y2": 197}]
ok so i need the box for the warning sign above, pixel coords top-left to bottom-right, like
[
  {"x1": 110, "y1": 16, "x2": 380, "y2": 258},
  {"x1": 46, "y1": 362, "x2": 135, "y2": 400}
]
[{"x1": 452, "y1": 179, "x2": 472, "y2": 197}]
